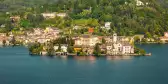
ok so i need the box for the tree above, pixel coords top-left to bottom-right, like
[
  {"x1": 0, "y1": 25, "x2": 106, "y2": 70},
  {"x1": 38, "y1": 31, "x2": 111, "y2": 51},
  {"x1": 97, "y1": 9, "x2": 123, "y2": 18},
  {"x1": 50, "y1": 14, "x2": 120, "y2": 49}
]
[
  {"x1": 47, "y1": 43, "x2": 55, "y2": 56},
  {"x1": 67, "y1": 45, "x2": 73, "y2": 53},
  {"x1": 93, "y1": 43, "x2": 101, "y2": 56},
  {"x1": 28, "y1": 43, "x2": 43, "y2": 55},
  {"x1": 145, "y1": 32, "x2": 152, "y2": 38},
  {"x1": 135, "y1": 47, "x2": 146, "y2": 55},
  {"x1": 134, "y1": 36, "x2": 140, "y2": 43},
  {"x1": 57, "y1": 44, "x2": 62, "y2": 52},
  {"x1": 10, "y1": 36, "x2": 16, "y2": 46},
  {"x1": 102, "y1": 38, "x2": 106, "y2": 44},
  {"x1": 2, "y1": 40, "x2": 6, "y2": 46}
]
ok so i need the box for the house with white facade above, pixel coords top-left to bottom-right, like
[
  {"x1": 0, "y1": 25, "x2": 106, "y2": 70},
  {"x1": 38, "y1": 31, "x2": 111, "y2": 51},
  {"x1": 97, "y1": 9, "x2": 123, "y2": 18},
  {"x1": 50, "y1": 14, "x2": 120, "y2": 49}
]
[
  {"x1": 42, "y1": 13, "x2": 56, "y2": 19},
  {"x1": 56, "y1": 13, "x2": 67, "y2": 18},
  {"x1": 101, "y1": 22, "x2": 111, "y2": 30},
  {"x1": 125, "y1": 0, "x2": 149, "y2": 6},
  {"x1": 136, "y1": 0, "x2": 144, "y2": 6},
  {"x1": 136, "y1": 0, "x2": 149, "y2": 6},
  {"x1": 54, "y1": 44, "x2": 68, "y2": 53}
]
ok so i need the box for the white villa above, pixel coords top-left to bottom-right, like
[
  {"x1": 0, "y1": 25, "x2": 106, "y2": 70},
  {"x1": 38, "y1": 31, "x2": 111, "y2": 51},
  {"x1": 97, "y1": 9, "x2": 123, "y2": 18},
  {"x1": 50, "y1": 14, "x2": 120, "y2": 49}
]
[
  {"x1": 101, "y1": 22, "x2": 111, "y2": 30},
  {"x1": 56, "y1": 13, "x2": 67, "y2": 18},
  {"x1": 136, "y1": 0, "x2": 149, "y2": 6},
  {"x1": 125, "y1": 0, "x2": 149, "y2": 6},
  {"x1": 42, "y1": 12, "x2": 67, "y2": 19},
  {"x1": 54, "y1": 44, "x2": 68, "y2": 53},
  {"x1": 42, "y1": 13, "x2": 56, "y2": 19}
]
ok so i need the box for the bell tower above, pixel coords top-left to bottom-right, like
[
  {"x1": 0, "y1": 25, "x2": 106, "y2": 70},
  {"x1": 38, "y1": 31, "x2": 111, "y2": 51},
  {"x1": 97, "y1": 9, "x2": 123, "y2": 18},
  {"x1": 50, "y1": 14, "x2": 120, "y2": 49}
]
[{"x1": 113, "y1": 33, "x2": 117, "y2": 43}]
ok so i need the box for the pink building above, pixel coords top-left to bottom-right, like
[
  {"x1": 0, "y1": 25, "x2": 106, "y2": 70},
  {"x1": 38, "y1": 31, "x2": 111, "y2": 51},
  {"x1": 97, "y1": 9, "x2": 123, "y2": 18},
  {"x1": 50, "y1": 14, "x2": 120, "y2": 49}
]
[{"x1": 160, "y1": 32, "x2": 168, "y2": 42}]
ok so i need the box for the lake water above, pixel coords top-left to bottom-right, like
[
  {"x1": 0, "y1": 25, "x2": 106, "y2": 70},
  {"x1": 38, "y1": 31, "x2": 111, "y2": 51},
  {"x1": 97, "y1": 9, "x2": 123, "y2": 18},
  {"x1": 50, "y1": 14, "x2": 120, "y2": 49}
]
[{"x1": 0, "y1": 44, "x2": 168, "y2": 84}]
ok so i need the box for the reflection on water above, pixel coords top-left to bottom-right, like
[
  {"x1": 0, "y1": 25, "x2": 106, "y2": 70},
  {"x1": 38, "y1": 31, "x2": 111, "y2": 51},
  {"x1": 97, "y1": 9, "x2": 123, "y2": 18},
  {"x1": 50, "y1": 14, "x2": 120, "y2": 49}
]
[
  {"x1": 40, "y1": 55, "x2": 132, "y2": 61},
  {"x1": 74, "y1": 56, "x2": 96, "y2": 61},
  {"x1": 46, "y1": 55, "x2": 133, "y2": 62},
  {"x1": 106, "y1": 56, "x2": 132, "y2": 60},
  {"x1": 74, "y1": 56, "x2": 97, "y2": 64}
]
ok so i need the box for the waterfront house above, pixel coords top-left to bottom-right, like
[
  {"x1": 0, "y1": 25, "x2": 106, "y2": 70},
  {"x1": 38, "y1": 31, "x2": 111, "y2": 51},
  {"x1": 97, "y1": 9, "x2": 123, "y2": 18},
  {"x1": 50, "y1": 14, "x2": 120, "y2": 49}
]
[
  {"x1": 0, "y1": 33, "x2": 9, "y2": 46},
  {"x1": 160, "y1": 32, "x2": 168, "y2": 42},
  {"x1": 106, "y1": 33, "x2": 134, "y2": 55},
  {"x1": 73, "y1": 34, "x2": 102, "y2": 55},
  {"x1": 54, "y1": 44, "x2": 68, "y2": 53},
  {"x1": 121, "y1": 42, "x2": 134, "y2": 54},
  {"x1": 41, "y1": 51, "x2": 47, "y2": 56}
]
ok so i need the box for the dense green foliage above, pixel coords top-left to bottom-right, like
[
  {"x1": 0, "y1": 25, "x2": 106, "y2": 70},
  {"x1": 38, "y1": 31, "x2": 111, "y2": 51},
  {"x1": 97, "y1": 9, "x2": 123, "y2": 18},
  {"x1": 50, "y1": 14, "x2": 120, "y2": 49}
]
[
  {"x1": 1, "y1": 0, "x2": 168, "y2": 36},
  {"x1": 29, "y1": 43, "x2": 43, "y2": 55},
  {"x1": 93, "y1": 43, "x2": 101, "y2": 56},
  {"x1": 135, "y1": 47, "x2": 146, "y2": 55},
  {"x1": 33, "y1": 0, "x2": 168, "y2": 36}
]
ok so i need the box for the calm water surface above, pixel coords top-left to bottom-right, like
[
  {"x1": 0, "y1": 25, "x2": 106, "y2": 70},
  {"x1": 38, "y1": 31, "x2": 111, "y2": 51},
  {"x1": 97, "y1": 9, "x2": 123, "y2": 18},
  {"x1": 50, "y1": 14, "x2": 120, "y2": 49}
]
[{"x1": 0, "y1": 44, "x2": 168, "y2": 84}]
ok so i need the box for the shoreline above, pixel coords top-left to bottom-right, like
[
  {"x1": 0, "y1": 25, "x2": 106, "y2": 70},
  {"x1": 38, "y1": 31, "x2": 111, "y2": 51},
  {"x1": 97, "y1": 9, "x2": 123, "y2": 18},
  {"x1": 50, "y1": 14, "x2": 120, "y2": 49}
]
[
  {"x1": 135, "y1": 42, "x2": 168, "y2": 44},
  {"x1": 31, "y1": 53, "x2": 152, "y2": 57},
  {"x1": 0, "y1": 45, "x2": 152, "y2": 57}
]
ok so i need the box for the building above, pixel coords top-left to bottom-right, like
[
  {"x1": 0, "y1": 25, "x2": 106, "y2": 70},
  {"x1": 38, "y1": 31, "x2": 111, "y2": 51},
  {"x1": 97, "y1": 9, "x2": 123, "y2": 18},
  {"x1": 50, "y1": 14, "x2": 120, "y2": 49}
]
[
  {"x1": 105, "y1": 22, "x2": 111, "y2": 29},
  {"x1": 54, "y1": 44, "x2": 68, "y2": 53},
  {"x1": 74, "y1": 34, "x2": 102, "y2": 47},
  {"x1": 20, "y1": 27, "x2": 60, "y2": 44},
  {"x1": 136, "y1": 0, "x2": 149, "y2": 6},
  {"x1": 160, "y1": 32, "x2": 168, "y2": 42},
  {"x1": 136, "y1": 0, "x2": 144, "y2": 6},
  {"x1": 121, "y1": 42, "x2": 134, "y2": 54},
  {"x1": 124, "y1": 0, "x2": 148, "y2": 6},
  {"x1": 106, "y1": 33, "x2": 134, "y2": 55},
  {"x1": 37, "y1": 38, "x2": 50, "y2": 44},
  {"x1": 42, "y1": 13, "x2": 56, "y2": 19},
  {"x1": 56, "y1": 13, "x2": 67, "y2": 18},
  {"x1": 134, "y1": 34, "x2": 145, "y2": 42},
  {"x1": 73, "y1": 34, "x2": 102, "y2": 54},
  {"x1": 101, "y1": 22, "x2": 111, "y2": 30},
  {"x1": 10, "y1": 16, "x2": 20, "y2": 22}
]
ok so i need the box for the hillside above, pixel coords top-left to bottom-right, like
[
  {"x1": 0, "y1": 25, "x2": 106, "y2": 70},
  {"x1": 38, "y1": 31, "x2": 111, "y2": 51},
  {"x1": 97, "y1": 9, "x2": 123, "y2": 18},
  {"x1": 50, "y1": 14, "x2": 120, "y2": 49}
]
[
  {"x1": 0, "y1": 0, "x2": 168, "y2": 37},
  {"x1": 0, "y1": 0, "x2": 58, "y2": 12}
]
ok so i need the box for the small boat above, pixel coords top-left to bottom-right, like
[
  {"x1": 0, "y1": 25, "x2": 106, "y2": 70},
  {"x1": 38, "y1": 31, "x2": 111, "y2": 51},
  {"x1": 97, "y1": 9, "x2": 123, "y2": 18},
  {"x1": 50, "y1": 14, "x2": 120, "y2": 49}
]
[{"x1": 146, "y1": 53, "x2": 152, "y2": 56}]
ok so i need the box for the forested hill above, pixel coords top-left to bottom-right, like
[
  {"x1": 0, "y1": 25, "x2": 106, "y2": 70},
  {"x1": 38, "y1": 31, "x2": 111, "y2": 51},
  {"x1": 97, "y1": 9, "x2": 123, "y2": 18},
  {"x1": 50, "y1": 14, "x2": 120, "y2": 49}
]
[
  {"x1": 1, "y1": 0, "x2": 167, "y2": 12},
  {"x1": 0, "y1": 0, "x2": 59, "y2": 12},
  {"x1": 0, "y1": 0, "x2": 168, "y2": 36}
]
